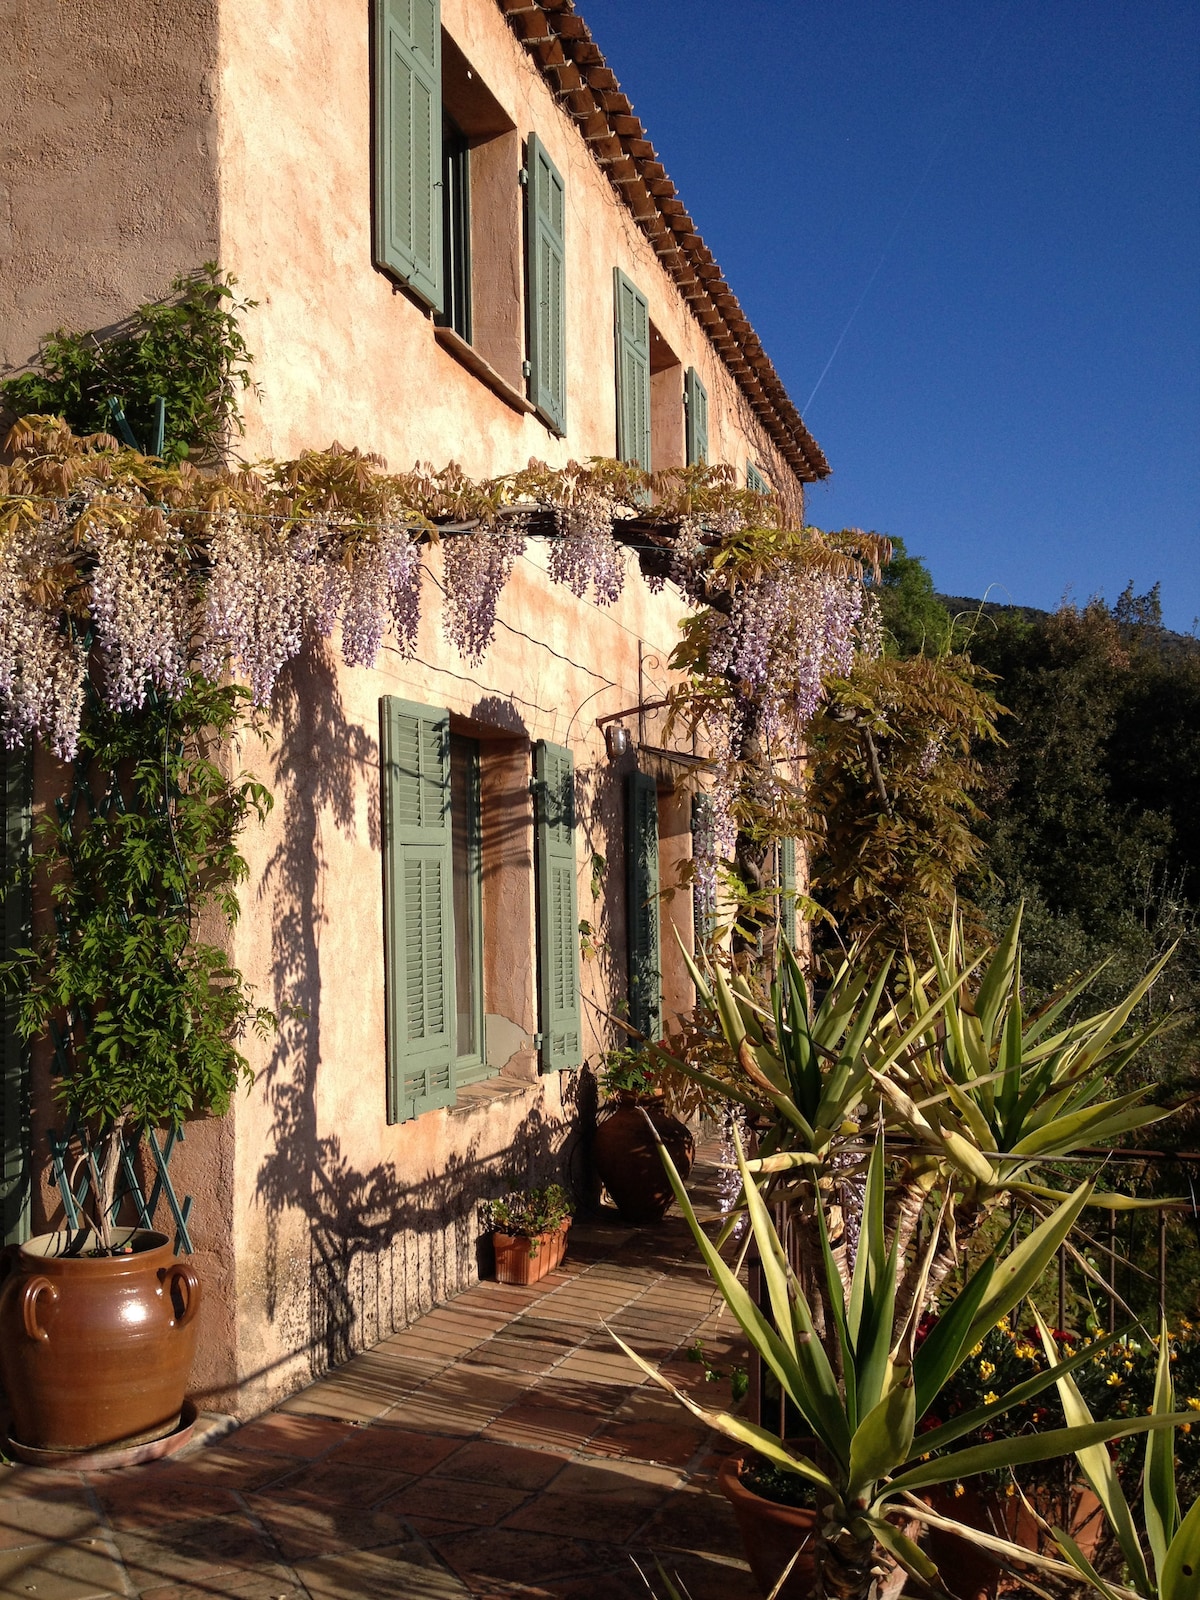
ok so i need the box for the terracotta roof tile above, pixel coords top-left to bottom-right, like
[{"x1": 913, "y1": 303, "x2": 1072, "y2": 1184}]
[{"x1": 496, "y1": 0, "x2": 828, "y2": 481}]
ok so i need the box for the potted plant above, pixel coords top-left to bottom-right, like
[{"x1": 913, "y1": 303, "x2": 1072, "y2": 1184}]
[
  {"x1": 0, "y1": 677, "x2": 275, "y2": 1459},
  {"x1": 483, "y1": 1182, "x2": 573, "y2": 1285},
  {"x1": 592, "y1": 1048, "x2": 694, "y2": 1223},
  {"x1": 612, "y1": 916, "x2": 1190, "y2": 1599},
  {"x1": 614, "y1": 1132, "x2": 1190, "y2": 1600},
  {"x1": 1041, "y1": 1314, "x2": 1200, "y2": 1600}
]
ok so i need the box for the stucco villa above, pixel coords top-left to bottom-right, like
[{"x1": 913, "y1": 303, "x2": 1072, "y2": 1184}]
[{"x1": 0, "y1": 0, "x2": 828, "y2": 1416}]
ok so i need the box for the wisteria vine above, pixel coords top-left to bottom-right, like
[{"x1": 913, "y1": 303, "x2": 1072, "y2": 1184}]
[{"x1": 0, "y1": 409, "x2": 887, "y2": 952}]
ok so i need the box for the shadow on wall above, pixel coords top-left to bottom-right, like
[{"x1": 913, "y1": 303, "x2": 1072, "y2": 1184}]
[{"x1": 252, "y1": 646, "x2": 566, "y2": 1379}]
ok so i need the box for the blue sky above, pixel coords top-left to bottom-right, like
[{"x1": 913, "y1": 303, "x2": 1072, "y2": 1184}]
[{"x1": 587, "y1": 0, "x2": 1200, "y2": 631}]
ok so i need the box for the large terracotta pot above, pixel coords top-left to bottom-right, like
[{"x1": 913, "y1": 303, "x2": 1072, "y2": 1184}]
[
  {"x1": 922, "y1": 1485, "x2": 1036, "y2": 1600},
  {"x1": 718, "y1": 1453, "x2": 818, "y2": 1599},
  {"x1": 0, "y1": 1228, "x2": 200, "y2": 1455},
  {"x1": 592, "y1": 1093, "x2": 694, "y2": 1223},
  {"x1": 492, "y1": 1219, "x2": 570, "y2": 1285}
]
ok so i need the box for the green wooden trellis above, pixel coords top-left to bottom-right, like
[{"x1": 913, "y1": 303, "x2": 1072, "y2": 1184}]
[
  {"x1": 45, "y1": 1117, "x2": 194, "y2": 1255},
  {"x1": 40, "y1": 669, "x2": 196, "y2": 1256}
]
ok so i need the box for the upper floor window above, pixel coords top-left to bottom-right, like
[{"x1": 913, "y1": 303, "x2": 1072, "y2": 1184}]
[
  {"x1": 372, "y1": 2, "x2": 563, "y2": 422},
  {"x1": 747, "y1": 460, "x2": 771, "y2": 494}
]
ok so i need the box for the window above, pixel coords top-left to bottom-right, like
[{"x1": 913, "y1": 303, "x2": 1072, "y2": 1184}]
[
  {"x1": 373, "y1": 3, "x2": 525, "y2": 389},
  {"x1": 747, "y1": 460, "x2": 770, "y2": 494},
  {"x1": 685, "y1": 368, "x2": 709, "y2": 466},
  {"x1": 440, "y1": 119, "x2": 471, "y2": 342},
  {"x1": 614, "y1": 269, "x2": 651, "y2": 470},
  {"x1": 649, "y1": 324, "x2": 683, "y2": 472},
  {"x1": 626, "y1": 770, "x2": 662, "y2": 1041},
  {"x1": 380, "y1": 698, "x2": 496, "y2": 1121}
]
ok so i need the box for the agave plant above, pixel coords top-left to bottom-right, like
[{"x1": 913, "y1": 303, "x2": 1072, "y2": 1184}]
[
  {"x1": 660, "y1": 910, "x2": 1179, "y2": 1336},
  {"x1": 611, "y1": 1133, "x2": 1190, "y2": 1600},
  {"x1": 1037, "y1": 1313, "x2": 1200, "y2": 1600}
]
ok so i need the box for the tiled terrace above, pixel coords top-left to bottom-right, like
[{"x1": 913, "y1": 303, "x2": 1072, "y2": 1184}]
[{"x1": 0, "y1": 1161, "x2": 760, "y2": 1599}]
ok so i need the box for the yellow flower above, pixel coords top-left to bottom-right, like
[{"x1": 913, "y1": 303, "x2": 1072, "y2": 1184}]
[
  {"x1": 1106, "y1": 1373, "x2": 1123, "y2": 1387},
  {"x1": 1015, "y1": 1343, "x2": 1038, "y2": 1361},
  {"x1": 1185, "y1": 1397, "x2": 1200, "y2": 1411},
  {"x1": 953, "y1": 1483, "x2": 966, "y2": 1498},
  {"x1": 979, "y1": 1361, "x2": 996, "y2": 1381},
  {"x1": 984, "y1": 1391, "x2": 999, "y2": 1405},
  {"x1": 969, "y1": 1343, "x2": 984, "y2": 1358}
]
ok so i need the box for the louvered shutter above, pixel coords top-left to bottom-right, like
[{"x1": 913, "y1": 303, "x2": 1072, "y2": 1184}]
[
  {"x1": 779, "y1": 836, "x2": 798, "y2": 951},
  {"x1": 747, "y1": 460, "x2": 769, "y2": 494},
  {"x1": 381, "y1": 697, "x2": 456, "y2": 1122},
  {"x1": 534, "y1": 741, "x2": 581, "y2": 1072},
  {"x1": 1, "y1": 745, "x2": 31, "y2": 1246},
  {"x1": 614, "y1": 269, "x2": 651, "y2": 471},
  {"x1": 685, "y1": 367, "x2": 708, "y2": 466},
  {"x1": 373, "y1": 0, "x2": 443, "y2": 312},
  {"x1": 626, "y1": 771, "x2": 662, "y2": 1041},
  {"x1": 525, "y1": 135, "x2": 567, "y2": 435}
]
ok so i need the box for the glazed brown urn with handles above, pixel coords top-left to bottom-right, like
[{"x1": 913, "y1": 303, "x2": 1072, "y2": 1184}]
[{"x1": 0, "y1": 1227, "x2": 200, "y2": 1454}]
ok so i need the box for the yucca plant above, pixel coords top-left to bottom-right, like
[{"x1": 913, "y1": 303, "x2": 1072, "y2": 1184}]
[
  {"x1": 660, "y1": 911, "x2": 1180, "y2": 1341},
  {"x1": 1038, "y1": 1313, "x2": 1200, "y2": 1600},
  {"x1": 612, "y1": 1133, "x2": 1190, "y2": 1600}
]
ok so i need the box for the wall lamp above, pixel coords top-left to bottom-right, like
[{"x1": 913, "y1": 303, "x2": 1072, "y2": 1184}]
[{"x1": 604, "y1": 723, "x2": 631, "y2": 760}]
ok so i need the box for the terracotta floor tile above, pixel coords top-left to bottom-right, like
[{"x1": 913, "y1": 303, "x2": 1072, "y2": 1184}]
[
  {"x1": 377, "y1": 1474, "x2": 530, "y2": 1527},
  {"x1": 137, "y1": 1565, "x2": 307, "y2": 1600},
  {"x1": 432, "y1": 1527, "x2": 626, "y2": 1589},
  {"x1": 274, "y1": 1385, "x2": 396, "y2": 1424},
  {"x1": 625, "y1": 1550, "x2": 760, "y2": 1600},
  {"x1": 634, "y1": 1482, "x2": 746, "y2": 1560},
  {"x1": 0, "y1": 1484, "x2": 101, "y2": 1549},
  {"x1": 224, "y1": 1414, "x2": 354, "y2": 1459},
  {"x1": 247, "y1": 1486, "x2": 417, "y2": 1562},
  {"x1": 0, "y1": 1537, "x2": 126, "y2": 1600},
  {"x1": 85, "y1": 1466, "x2": 242, "y2": 1531},
  {"x1": 260, "y1": 1458, "x2": 411, "y2": 1506},
  {"x1": 430, "y1": 1439, "x2": 568, "y2": 1492},
  {"x1": 110, "y1": 1512, "x2": 280, "y2": 1592},
  {"x1": 293, "y1": 1542, "x2": 470, "y2": 1598},
  {"x1": 482, "y1": 1406, "x2": 601, "y2": 1452},
  {"x1": 326, "y1": 1423, "x2": 461, "y2": 1475},
  {"x1": 499, "y1": 1489, "x2": 659, "y2": 1544},
  {"x1": 152, "y1": 1446, "x2": 296, "y2": 1493}
]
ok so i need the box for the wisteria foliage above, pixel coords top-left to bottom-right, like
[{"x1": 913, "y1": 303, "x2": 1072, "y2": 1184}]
[{"x1": 0, "y1": 422, "x2": 883, "y2": 777}]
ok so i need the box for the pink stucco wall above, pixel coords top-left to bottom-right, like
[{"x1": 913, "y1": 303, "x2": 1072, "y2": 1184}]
[{"x1": 5, "y1": 0, "x2": 813, "y2": 1415}]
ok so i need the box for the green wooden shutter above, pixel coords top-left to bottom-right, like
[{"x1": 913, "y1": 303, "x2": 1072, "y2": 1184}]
[
  {"x1": 525, "y1": 134, "x2": 567, "y2": 435},
  {"x1": 614, "y1": 269, "x2": 651, "y2": 471},
  {"x1": 534, "y1": 741, "x2": 581, "y2": 1072},
  {"x1": 1, "y1": 745, "x2": 31, "y2": 1246},
  {"x1": 626, "y1": 771, "x2": 662, "y2": 1041},
  {"x1": 747, "y1": 460, "x2": 769, "y2": 494},
  {"x1": 373, "y1": 0, "x2": 443, "y2": 312},
  {"x1": 779, "y1": 836, "x2": 798, "y2": 951},
  {"x1": 685, "y1": 367, "x2": 708, "y2": 466},
  {"x1": 381, "y1": 697, "x2": 456, "y2": 1122}
]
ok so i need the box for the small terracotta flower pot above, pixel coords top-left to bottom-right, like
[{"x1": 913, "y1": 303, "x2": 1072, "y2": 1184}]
[
  {"x1": 718, "y1": 1453, "x2": 818, "y2": 1599},
  {"x1": 492, "y1": 1219, "x2": 570, "y2": 1285}
]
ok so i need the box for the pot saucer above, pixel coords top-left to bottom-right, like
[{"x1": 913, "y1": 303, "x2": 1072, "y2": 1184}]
[{"x1": 5, "y1": 1398, "x2": 198, "y2": 1470}]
